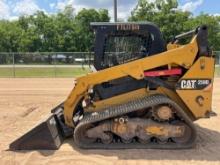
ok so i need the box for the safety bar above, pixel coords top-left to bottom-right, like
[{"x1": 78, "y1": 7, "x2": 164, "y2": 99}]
[{"x1": 173, "y1": 29, "x2": 196, "y2": 42}]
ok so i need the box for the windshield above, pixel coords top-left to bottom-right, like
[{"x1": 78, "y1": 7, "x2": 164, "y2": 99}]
[{"x1": 102, "y1": 34, "x2": 152, "y2": 68}]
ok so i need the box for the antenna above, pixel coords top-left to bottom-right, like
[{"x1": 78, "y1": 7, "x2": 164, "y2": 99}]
[{"x1": 114, "y1": 0, "x2": 117, "y2": 22}]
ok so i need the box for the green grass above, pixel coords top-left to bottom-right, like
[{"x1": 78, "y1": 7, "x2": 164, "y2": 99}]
[
  {"x1": 0, "y1": 67, "x2": 89, "y2": 78},
  {"x1": 216, "y1": 66, "x2": 220, "y2": 77},
  {"x1": 0, "y1": 68, "x2": 14, "y2": 77},
  {"x1": 0, "y1": 66, "x2": 219, "y2": 78}
]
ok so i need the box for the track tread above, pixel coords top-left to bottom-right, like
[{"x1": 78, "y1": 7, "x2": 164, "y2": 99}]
[{"x1": 74, "y1": 94, "x2": 197, "y2": 149}]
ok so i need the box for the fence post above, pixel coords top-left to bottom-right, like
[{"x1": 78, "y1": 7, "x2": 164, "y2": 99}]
[
  {"x1": 88, "y1": 52, "x2": 91, "y2": 68},
  {"x1": 82, "y1": 52, "x2": 85, "y2": 70},
  {"x1": 217, "y1": 52, "x2": 220, "y2": 65},
  {"x1": 12, "y1": 53, "x2": 15, "y2": 78},
  {"x1": 54, "y1": 53, "x2": 57, "y2": 78}
]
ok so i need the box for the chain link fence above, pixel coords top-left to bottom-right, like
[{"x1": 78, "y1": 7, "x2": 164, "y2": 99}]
[
  {"x1": 0, "y1": 52, "x2": 219, "y2": 78},
  {"x1": 0, "y1": 52, "x2": 94, "y2": 77},
  {"x1": 214, "y1": 51, "x2": 220, "y2": 65}
]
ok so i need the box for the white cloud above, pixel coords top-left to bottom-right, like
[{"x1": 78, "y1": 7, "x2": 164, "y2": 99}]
[
  {"x1": 55, "y1": 0, "x2": 137, "y2": 21},
  {"x1": 56, "y1": 0, "x2": 74, "y2": 11},
  {"x1": 212, "y1": 13, "x2": 220, "y2": 17},
  {"x1": 108, "y1": 4, "x2": 135, "y2": 21},
  {"x1": 8, "y1": 16, "x2": 19, "y2": 21},
  {"x1": 50, "y1": 3, "x2": 55, "y2": 9},
  {"x1": 0, "y1": 0, "x2": 10, "y2": 19},
  {"x1": 148, "y1": 0, "x2": 156, "y2": 3},
  {"x1": 179, "y1": 0, "x2": 204, "y2": 12},
  {"x1": 13, "y1": 0, "x2": 40, "y2": 15},
  {"x1": 56, "y1": 1, "x2": 67, "y2": 11}
]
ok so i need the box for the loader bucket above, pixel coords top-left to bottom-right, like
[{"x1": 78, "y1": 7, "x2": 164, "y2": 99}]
[{"x1": 9, "y1": 114, "x2": 64, "y2": 150}]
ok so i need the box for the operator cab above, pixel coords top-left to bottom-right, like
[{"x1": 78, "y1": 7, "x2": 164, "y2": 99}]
[{"x1": 91, "y1": 22, "x2": 166, "y2": 70}]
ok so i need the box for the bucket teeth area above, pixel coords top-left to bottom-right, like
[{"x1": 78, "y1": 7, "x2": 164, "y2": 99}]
[{"x1": 9, "y1": 115, "x2": 63, "y2": 150}]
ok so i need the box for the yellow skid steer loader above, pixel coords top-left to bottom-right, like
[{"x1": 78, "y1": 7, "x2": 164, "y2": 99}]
[{"x1": 10, "y1": 22, "x2": 215, "y2": 150}]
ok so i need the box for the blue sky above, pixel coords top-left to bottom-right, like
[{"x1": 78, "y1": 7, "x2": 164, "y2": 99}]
[
  {"x1": 0, "y1": 0, "x2": 219, "y2": 21},
  {"x1": 179, "y1": 0, "x2": 220, "y2": 16}
]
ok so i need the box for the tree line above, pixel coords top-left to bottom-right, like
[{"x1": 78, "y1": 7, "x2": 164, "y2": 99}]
[
  {"x1": 0, "y1": 6, "x2": 110, "y2": 52},
  {"x1": 0, "y1": 0, "x2": 220, "y2": 53}
]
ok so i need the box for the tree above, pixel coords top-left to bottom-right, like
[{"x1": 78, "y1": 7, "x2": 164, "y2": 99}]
[
  {"x1": 0, "y1": 1, "x2": 218, "y2": 53},
  {"x1": 75, "y1": 8, "x2": 110, "y2": 51},
  {"x1": 185, "y1": 14, "x2": 220, "y2": 50},
  {"x1": 129, "y1": 0, "x2": 191, "y2": 42},
  {"x1": 0, "y1": 6, "x2": 110, "y2": 53},
  {"x1": 17, "y1": 15, "x2": 42, "y2": 52},
  {"x1": 129, "y1": 0, "x2": 220, "y2": 49},
  {"x1": 0, "y1": 21, "x2": 22, "y2": 52}
]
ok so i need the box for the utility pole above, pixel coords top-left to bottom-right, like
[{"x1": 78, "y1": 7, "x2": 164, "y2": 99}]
[{"x1": 114, "y1": 0, "x2": 117, "y2": 22}]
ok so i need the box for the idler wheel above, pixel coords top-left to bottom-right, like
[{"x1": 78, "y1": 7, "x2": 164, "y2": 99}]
[
  {"x1": 171, "y1": 121, "x2": 192, "y2": 144},
  {"x1": 101, "y1": 132, "x2": 113, "y2": 144}
]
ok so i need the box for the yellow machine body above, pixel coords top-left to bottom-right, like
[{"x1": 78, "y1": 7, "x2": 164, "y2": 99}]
[{"x1": 64, "y1": 36, "x2": 215, "y2": 127}]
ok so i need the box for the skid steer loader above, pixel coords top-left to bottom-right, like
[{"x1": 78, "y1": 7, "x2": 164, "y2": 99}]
[{"x1": 10, "y1": 22, "x2": 216, "y2": 150}]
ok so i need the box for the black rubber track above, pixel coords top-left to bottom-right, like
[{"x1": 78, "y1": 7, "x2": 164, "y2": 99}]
[{"x1": 74, "y1": 94, "x2": 197, "y2": 149}]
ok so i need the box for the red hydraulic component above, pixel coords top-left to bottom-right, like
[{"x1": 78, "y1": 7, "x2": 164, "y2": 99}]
[{"x1": 144, "y1": 68, "x2": 182, "y2": 77}]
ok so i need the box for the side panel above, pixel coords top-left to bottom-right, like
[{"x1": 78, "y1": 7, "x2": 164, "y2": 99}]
[
  {"x1": 176, "y1": 57, "x2": 215, "y2": 119},
  {"x1": 64, "y1": 38, "x2": 198, "y2": 127}
]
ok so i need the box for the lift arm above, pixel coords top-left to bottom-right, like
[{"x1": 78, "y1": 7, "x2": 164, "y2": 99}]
[{"x1": 64, "y1": 37, "x2": 198, "y2": 127}]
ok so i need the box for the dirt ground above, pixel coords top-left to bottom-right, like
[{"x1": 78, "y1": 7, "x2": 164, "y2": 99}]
[{"x1": 0, "y1": 78, "x2": 219, "y2": 165}]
